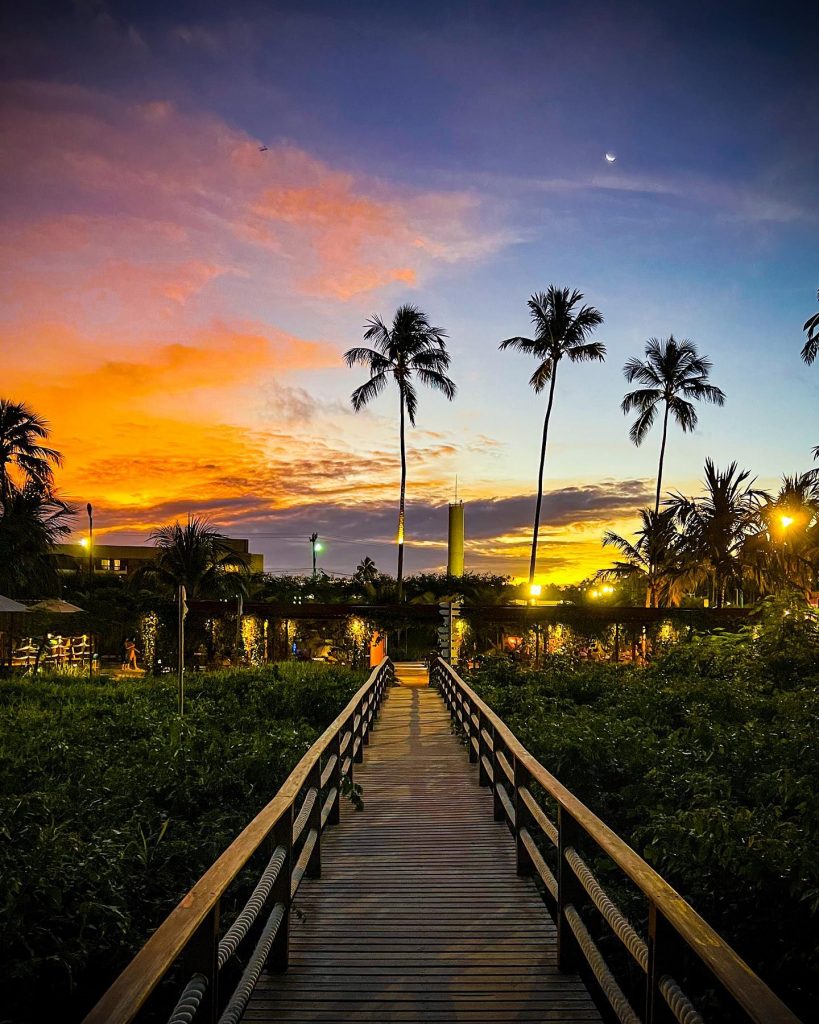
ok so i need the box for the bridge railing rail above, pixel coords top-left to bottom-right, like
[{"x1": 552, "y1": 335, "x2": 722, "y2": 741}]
[
  {"x1": 83, "y1": 657, "x2": 394, "y2": 1024},
  {"x1": 431, "y1": 656, "x2": 800, "y2": 1024}
]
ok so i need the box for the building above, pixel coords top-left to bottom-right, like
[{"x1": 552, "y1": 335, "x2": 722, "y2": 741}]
[{"x1": 54, "y1": 538, "x2": 264, "y2": 575}]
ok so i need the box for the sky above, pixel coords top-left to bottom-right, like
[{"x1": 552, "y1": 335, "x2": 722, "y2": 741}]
[{"x1": 1, "y1": 0, "x2": 817, "y2": 582}]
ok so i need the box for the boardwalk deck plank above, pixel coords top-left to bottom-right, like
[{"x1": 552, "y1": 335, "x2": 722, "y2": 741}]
[{"x1": 242, "y1": 663, "x2": 600, "y2": 1023}]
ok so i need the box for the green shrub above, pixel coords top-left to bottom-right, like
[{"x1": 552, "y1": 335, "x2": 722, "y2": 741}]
[
  {"x1": 0, "y1": 663, "x2": 364, "y2": 1023},
  {"x1": 466, "y1": 600, "x2": 819, "y2": 1019}
]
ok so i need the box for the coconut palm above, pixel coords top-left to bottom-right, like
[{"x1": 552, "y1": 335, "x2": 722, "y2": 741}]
[
  {"x1": 669, "y1": 460, "x2": 765, "y2": 607},
  {"x1": 0, "y1": 483, "x2": 75, "y2": 597},
  {"x1": 745, "y1": 471, "x2": 819, "y2": 596},
  {"x1": 802, "y1": 289, "x2": 819, "y2": 365},
  {"x1": 500, "y1": 287, "x2": 605, "y2": 586},
  {"x1": 600, "y1": 508, "x2": 691, "y2": 607},
  {"x1": 0, "y1": 399, "x2": 63, "y2": 505},
  {"x1": 354, "y1": 556, "x2": 378, "y2": 585},
  {"x1": 146, "y1": 516, "x2": 248, "y2": 598},
  {"x1": 344, "y1": 305, "x2": 456, "y2": 602},
  {"x1": 622, "y1": 338, "x2": 725, "y2": 514}
]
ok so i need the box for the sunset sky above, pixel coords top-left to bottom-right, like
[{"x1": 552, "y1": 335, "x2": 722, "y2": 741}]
[{"x1": 1, "y1": 0, "x2": 817, "y2": 582}]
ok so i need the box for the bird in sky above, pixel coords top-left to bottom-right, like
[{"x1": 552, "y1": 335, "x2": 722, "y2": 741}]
[{"x1": 259, "y1": 145, "x2": 269, "y2": 152}]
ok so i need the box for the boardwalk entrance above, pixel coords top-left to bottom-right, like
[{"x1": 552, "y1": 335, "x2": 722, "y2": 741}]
[
  {"x1": 85, "y1": 657, "x2": 799, "y2": 1024},
  {"x1": 244, "y1": 662, "x2": 600, "y2": 1022}
]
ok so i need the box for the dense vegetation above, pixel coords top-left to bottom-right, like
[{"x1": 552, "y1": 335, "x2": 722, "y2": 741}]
[
  {"x1": 466, "y1": 598, "x2": 819, "y2": 1019},
  {"x1": 0, "y1": 663, "x2": 364, "y2": 1024}
]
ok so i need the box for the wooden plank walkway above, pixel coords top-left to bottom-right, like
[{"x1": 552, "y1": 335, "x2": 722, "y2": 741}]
[{"x1": 243, "y1": 662, "x2": 601, "y2": 1023}]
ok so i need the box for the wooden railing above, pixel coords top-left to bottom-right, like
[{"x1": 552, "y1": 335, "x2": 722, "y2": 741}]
[
  {"x1": 431, "y1": 656, "x2": 801, "y2": 1024},
  {"x1": 83, "y1": 657, "x2": 394, "y2": 1024}
]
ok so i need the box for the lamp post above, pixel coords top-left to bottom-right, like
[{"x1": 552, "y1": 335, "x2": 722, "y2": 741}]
[
  {"x1": 309, "y1": 533, "x2": 322, "y2": 579},
  {"x1": 86, "y1": 503, "x2": 93, "y2": 581}
]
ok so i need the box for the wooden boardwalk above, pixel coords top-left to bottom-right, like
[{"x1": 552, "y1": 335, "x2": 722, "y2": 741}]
[{"x1": 243, "y1": 663, "x2": 600, "y2": 1023}]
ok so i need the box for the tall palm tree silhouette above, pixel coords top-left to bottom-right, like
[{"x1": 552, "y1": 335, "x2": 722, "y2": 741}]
[
  {"x1": 0, "y1": 399, "x2": 62, "y2": 505},
  {"x1": 344, "y1": 305, "x2": 456, "y2": 602},
  {"x1": 148, "y1": 516, "x2": 248, "y2": 598},
  {"x1": 802, "y1": 289, "x2": 819, "y2": 365},
  {"x1": 622, "y1": 337, "x2": 725, "y2": 515},
  {"x1": 500, "y1": 287, "x2": 605, "y2": 586}
]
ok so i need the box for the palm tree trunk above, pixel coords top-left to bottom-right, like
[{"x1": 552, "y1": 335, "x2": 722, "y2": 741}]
[
  {"x1": 528, "y1": 368, "x2": 558, "y2": 586},
  {"x1": 397, "y1": 392, "x2": 407, "y2": 602},
  {"x1": 654, "y1": 403, "x2": 670, "y2": 515}
]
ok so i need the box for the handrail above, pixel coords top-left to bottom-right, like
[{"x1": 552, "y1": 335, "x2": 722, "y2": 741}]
[
  {"x1": 431, "y1": 656, "x2": 801, "y2": 1024},
  {"x1": 83, "y1": 657, "x2": 394, "y2": 1024}
]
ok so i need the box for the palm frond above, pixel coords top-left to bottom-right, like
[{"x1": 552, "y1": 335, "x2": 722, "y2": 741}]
[
  {"x1": 499, "y1": 335, "x2": 537, "y2": 353},
  {"x1": 415, "y1": 368, "x2": 456, "y2": 401},
  {"x1": 628, "y1": 403, "x2": 658, "y2": 445},
  {"x1": 566, "y1": 341, "x2": 606, "y2": 363},
  {"x1": 350, "y1": 372, "x2": 389, "y2": 412}
]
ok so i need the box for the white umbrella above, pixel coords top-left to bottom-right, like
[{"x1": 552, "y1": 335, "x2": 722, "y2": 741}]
[
  {"x1": 30, "y1": 599, "x2": 85, "y2": 614},
  {"x1": 0, "y1": 595, "x2": 28, "y2": 613}
]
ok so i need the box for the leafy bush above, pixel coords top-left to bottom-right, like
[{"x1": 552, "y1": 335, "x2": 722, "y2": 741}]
[
  {"x1": 0, "y1": 663, "x2": 364, "y2": 1023},
  {"x1": 466, "y1": 599, "x2": 819, "y2": 1019}
]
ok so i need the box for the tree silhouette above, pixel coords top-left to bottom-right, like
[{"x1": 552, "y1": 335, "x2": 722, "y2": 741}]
[
  {"x1": 344, "y1": 305, "x2": 456, "y2": 602},
  {"x1": 802, "y1": 289, "x2": 819, "y2": 365},
  {"x1": 601, "y1": 508, "x2": 690, "y2": 607},
  {"x1": 146, "y1": 516, "x2": 248, "y2": 598},
  {"x1": 0, "y1": 483, "x2": 75, "y2": 597},
  {"x1": 0, "y1": 399, "x2": 62, "y2": 506},
  {"x1": 622, "y1": 337, "x2": 725, "y2": 514},
  {"x1": 500, "y1": 286, "x2": 605, "y2": 586},
  {"x1": 354, "y1": 556, "x2": 378, "y2": 585},
  {"x1": 668, "y1": 460, "x2": 764, "y2": 607}
]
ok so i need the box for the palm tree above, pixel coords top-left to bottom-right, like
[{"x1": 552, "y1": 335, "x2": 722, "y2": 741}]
[
  {"x1": 500, "y1": 287, "x2": 605, "y2": 586},
  {"x1": 147, "y1": 516, "x2": 248, "y2": 598},
  {"x1": 669, "y1": 460, "x2": 765, "y2": 607},
  {"x1": 344, "y1": 305, "x2": 456, "y2": 602},
  {"x1": 600, "y1": 508, "x2": 690, "y2": 607},
  {"x1": 354, "y1": 556, "x2": 378, "y2": 585},
  {"x1": 0, "y1": 483, "x2": 75, "y2": 597},
  {"x1": 802, "y1": 289, "x2": 819, "y2": 365},
  {"x1": 0, "y1": 399, "x2": 63, "y2": 505},
  {"x1": 746, "y1": 471, "x2": 819, "y2": 597},
  {"x1": 622, "y1": 337, "x2": 725, "y2": 514}
]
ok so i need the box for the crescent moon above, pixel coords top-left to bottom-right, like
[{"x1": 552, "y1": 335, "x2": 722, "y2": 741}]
[{"x1": 605, "y1": 152, "x2": 616, "y2": 164}]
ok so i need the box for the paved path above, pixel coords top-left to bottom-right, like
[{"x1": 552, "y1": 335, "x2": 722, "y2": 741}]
[{"x1": 243, "y1": 662, "x2": 600, "y2": 1022}]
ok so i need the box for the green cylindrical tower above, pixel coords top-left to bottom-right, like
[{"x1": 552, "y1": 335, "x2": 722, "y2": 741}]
[{"x1": 447, "y1": 501, "x2": 464, "y2": 577}]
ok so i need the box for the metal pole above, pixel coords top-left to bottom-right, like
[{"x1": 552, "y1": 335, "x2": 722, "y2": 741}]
[
  {"x1": 309, "y1": 532, "x2": 318, "y2": 578},
  {"x1": 178, "y1": 585, "x2": 186, "y2": 716},
  {"x1": 86, "y1": 502, "x2": 93, "y2": 581}
]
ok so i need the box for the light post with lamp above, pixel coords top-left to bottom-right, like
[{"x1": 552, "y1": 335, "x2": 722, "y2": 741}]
[
  {"x1": 309, "y1": 533, "x2": 323, "y2": 579},
  {"x1": 86, "y1": 502, "x2": 93, "y2": 580}
]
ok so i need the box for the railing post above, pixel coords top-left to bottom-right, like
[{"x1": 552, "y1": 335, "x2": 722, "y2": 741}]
[
  {"x1": 557, "y1": 806, "x2": 583, "y2": 972},
  {"x1": 306, "y1": 761, "x2": 322, "y2": 878},
  {"x1": 354, "y1": 698, "x2": 364, "y2": 763},
  {"x1": 267, "y1": 807, "x2": 293, "y2": 972},
  {"x1": 492, "y1": 728, "x2": 504, "y2": 822},
  {"x1": 362, "y1": 691, "x2": 371, "y2": 746},
  {"x1": 514, "y1": 758, "x2": 533, "y2": 877},
  {"x1": 184, "y1": 902, "x2": 220, "y2": 1023},
  {"x1": 477, "y1": 709, "x2": 491, "y2": 787},
  {"x1": 328, "y1": 731, "x2": 341, "y2": 826},
  {"x1": 646, "y1": 903, "x2": 677, "y2": 1024},
  {"x1": 467, "y1": 699, "x2": 478, "y2": 763}
]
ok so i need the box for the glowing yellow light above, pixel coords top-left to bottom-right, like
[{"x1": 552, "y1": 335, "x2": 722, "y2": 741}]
[
  {"x1": 780, "y1": 515, "x2": 794, "y2": 529},
  {"x1": 590, "y1": 589, "x2": 599, "y2": 599},
  {"x1": 79, "y1": 537, "x2": 89, "y2": 548},
  {"x1": 529, "y1": 583, "x2": 542, "y2": 597},
  {"x1": 601, "y1": 584, "x2": 614, "y2": 595}
]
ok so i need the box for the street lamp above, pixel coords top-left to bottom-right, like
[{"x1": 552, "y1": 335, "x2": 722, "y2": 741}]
[
  {"x1": 309, "y1": 533, "x2": 323, "y2": 578},
  {"x1": 86, "y1": 503, "x2": 93, "y2": 580}
]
